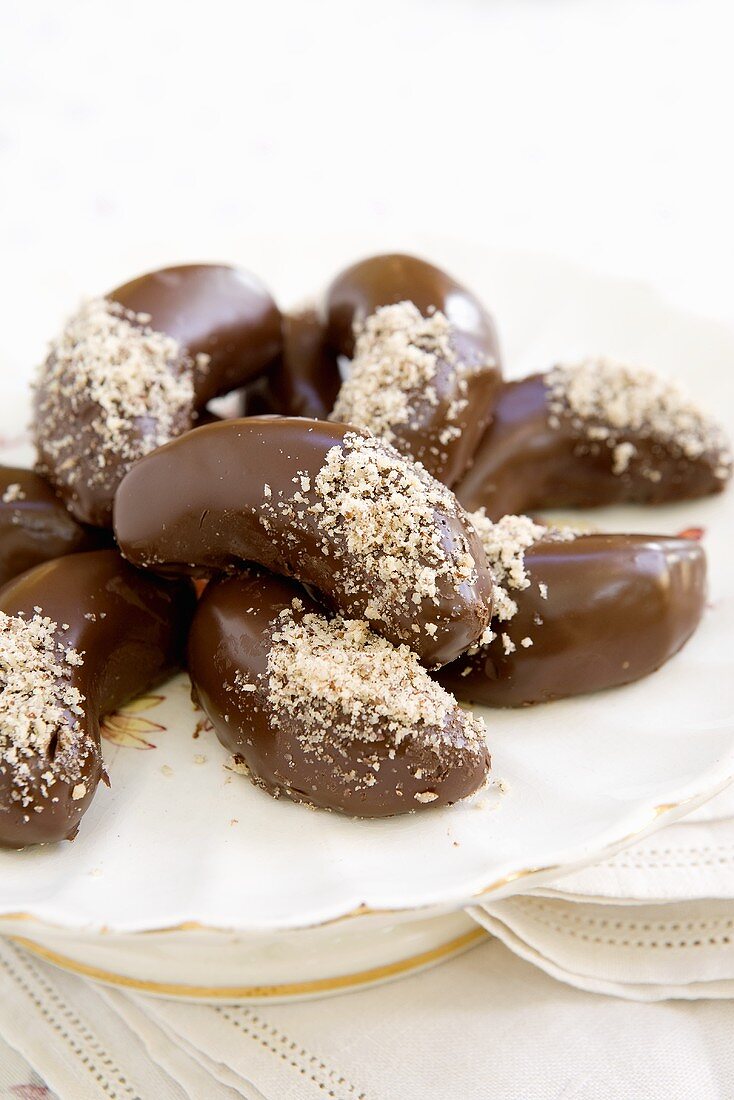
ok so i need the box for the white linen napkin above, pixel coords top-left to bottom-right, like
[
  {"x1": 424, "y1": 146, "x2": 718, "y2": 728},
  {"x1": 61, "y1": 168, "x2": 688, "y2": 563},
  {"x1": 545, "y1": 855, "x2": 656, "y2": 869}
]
[
  {"x1": 470, "y1": 783, "x2": 734, "y2": 1000},
  {"x1": 537, "y1": 783, "x2": 734, "y2": 903},
  {"x1": 4, "y1": 934, "x2": 734, "y2": 1100},
  {"x1": 471, "y1": 897, "x2": 734, "y2": 1001},
  {"x1": 0, "y1": 937, "x2": 190, "y2": 1100}
]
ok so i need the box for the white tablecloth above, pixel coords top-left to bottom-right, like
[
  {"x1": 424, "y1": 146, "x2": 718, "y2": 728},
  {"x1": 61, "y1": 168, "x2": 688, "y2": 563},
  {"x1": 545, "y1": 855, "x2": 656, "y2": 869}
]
[{"x1": 3, "y1": 932, "x2": 734, "y2": 1100}]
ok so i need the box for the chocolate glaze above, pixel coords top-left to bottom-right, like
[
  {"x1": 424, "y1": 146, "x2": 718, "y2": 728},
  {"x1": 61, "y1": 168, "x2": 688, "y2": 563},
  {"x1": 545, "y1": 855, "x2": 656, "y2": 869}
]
[
  {"x1": 111, "y1": 264, "x2": 282, "y2": 404},
  {"x1": 0, "y1": 467, "x2": 107, "y2": 589},
  {"x1": 0, "y1": 550, "x2": 195, "y2": 847},
  {"x1": 35, "y1": 264, "x2": 282, "y2": 527},
  {"x1": 243, "y1": 256, "x2": 504, "y2": 485},
  {"x1": 188, "y1": 570, "x2": 490, "y2": 816},
  {"x1": 239, "y1": 371, "x2": 282, "y2": 417},
  {"x1": 326, "y1": 253, "x2": 500, "y2": 363},
  {"x1": 326, "y1": 254, "x2": 503, "y2": 484},
  {"x1": 241, "y1": 307, "x2": 341, "y2": 420},
  {"x1": 437, "y1": 534, "x2": 707, "y2": 707},
  {"x1": 114, "y1": 417, "x2": 493, "y2": 666},
  {"x1": 456, "y1": 375, "x2": 730, "y2": 518}
]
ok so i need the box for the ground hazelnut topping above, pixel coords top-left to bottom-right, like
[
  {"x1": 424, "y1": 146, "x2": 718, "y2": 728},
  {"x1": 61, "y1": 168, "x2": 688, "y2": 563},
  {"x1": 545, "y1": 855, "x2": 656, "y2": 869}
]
[
  {"x1": 467, "y1": 511, "x2": 575, "y2": 651},
  {"x1": 34, "y1": 298, "x2": 208, "y2": 495},
  {"x1": 0, "y1": 610, "x2": 87, "y2": 808},
  {"x1": 1, "y1": 484, "x2": 26, "y2": 504},
  {"x1": 262, "y1": 432, "x2": 479, "y2": 634},
  {"x1": 331, "y1": 301, "x2": 453, "y2": 442},
  {"x1": 330, "y1": 302, "x2": 496, "y2": 471},
  {"x1": 263, "y1": 604, "x2": 487, "y2": 768},
  {"x1": 546, "y1": 358, "x2": 731, "y2": 480}
]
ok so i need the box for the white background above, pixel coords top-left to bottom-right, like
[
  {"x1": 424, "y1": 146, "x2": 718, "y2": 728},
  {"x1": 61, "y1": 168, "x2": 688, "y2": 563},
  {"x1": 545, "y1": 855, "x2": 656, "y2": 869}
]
[{"x1": 1, "y1": 0, "x2": 733, "y2": 345}]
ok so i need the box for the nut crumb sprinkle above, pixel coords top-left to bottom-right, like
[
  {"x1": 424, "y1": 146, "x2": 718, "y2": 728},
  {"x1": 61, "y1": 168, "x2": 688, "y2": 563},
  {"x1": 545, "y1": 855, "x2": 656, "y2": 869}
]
[
  {"x1": 0, "y1": 610, "x2": 88, "y2": 807},
  {"x1": 34, "y1": 298, "x2": 209, "y2": 507},
  {"x1": 330, "y1": 302, "x2": 496, "y2": 473},
  {"x1": 263, "y1": 431, "x2": 480, "y2": 637},
  {"x1": 264, "y1": 604, "x2": 487, "y2": 774},
  {"x1": 546, "y1": 358, "x2": 731, "y2": 480},
  {"x1": 1, "y1": 483, "x2": 25, "y2": 504},
  {"x1": 227, "y1": 754, "x2": 250, "y2": 776},
  {"x1": 314, "y1": 433, "x2": 476, "y2": 614},
  {"x1": 467, "y1": 511, "x2": 575, "y2": 653},
  {"x1": 331, "y1": 301, "x2": 454, "y2": 443}
]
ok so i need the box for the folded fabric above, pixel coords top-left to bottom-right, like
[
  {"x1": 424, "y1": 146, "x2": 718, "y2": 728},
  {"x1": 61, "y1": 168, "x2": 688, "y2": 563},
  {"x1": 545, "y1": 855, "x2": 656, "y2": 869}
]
[
  {"x1": 0, "y1": 937, "x2": 189, "y2": 1100},
  {"x1": 471, "y1": 896, "x2": 734, "y2": 1001},
  {"x1": 539, "y1": 784, "x2": 734, "y2": 903},
  {"x1": 6, "y1": 934, "x2": 734, "y2": 1100},
  {"x1": 122, "y1": 937, "x2": 734, "y2": 1099},
  {"x1": 4, "y1": 786, "x2": 734, "y2": 1095},
  {"x1": 466, "y1": 783, "x2": 734, "y2": 1001},
  {"x1": 4, "y1": 923, "x2": 734, "y2": 1098},
  {"x1": 684, "y1": 782, "x2": 734, "y2": 824}
]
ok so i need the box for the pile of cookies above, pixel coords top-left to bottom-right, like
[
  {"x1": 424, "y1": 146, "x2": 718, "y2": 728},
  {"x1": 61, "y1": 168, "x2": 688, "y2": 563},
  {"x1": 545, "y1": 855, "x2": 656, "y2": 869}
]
[{"x1": 0, "y1": 256, "x2": 729, "y2": 846}]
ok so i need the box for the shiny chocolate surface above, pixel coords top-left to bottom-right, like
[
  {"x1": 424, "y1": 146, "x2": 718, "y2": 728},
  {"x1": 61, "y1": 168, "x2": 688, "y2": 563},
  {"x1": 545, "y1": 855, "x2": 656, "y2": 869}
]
[
  {"x1": 112, "y1": 263, "x2": 282, "y2": 404},
  {"x1": 456, "y1": 375, "x2": 729, "y2": 517},
  {"x1": 326, "y1": 254, "x2": 503, "y2": 484},
  {"x1": 242, "y1": 307, "x2": 341, "y2": 421},
  {"x1": 0, "y1": 550, "x2": 194, "y2": 847},
  {"x1": 438, "y1": 533, "x2": 707, "y2": 706},
  {"x1": 114, "y1": 417, "x2": 493, "y2": 666},
  {"x1": 189, "y1": 569, "x2": 490, "y2": 816},
  {"x1": 0, "y1": 467, "x2": 106, "y2": 589},
  {"x1": 35, "y1": 264, "x2": 282, "y2": 527},
  {"x1": 325, "y1": 252, "x2": 500, "y2": 364}
]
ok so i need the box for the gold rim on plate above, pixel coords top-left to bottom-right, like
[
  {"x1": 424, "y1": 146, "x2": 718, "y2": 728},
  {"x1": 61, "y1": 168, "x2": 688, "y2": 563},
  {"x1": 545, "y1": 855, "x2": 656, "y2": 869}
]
[{"x1": 10, "y1": 927, "x2": 488, "y2": 1000}]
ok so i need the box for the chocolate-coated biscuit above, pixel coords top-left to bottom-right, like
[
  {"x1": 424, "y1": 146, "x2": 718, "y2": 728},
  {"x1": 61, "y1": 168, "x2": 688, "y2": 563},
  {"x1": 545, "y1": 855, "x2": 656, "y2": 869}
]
[
  {"x1": 189, "y1": 569, "x2": 491, "y2": 816},
  {"x1": 114, "y1": 417, "x2": 494, "y2": 667}
]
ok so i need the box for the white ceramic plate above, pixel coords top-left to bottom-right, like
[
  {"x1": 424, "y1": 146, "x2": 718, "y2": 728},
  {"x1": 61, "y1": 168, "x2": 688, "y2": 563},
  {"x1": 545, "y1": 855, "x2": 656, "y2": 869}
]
[{"x1": 0, "y1": 241, "x2": 733, "y2": 996}]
